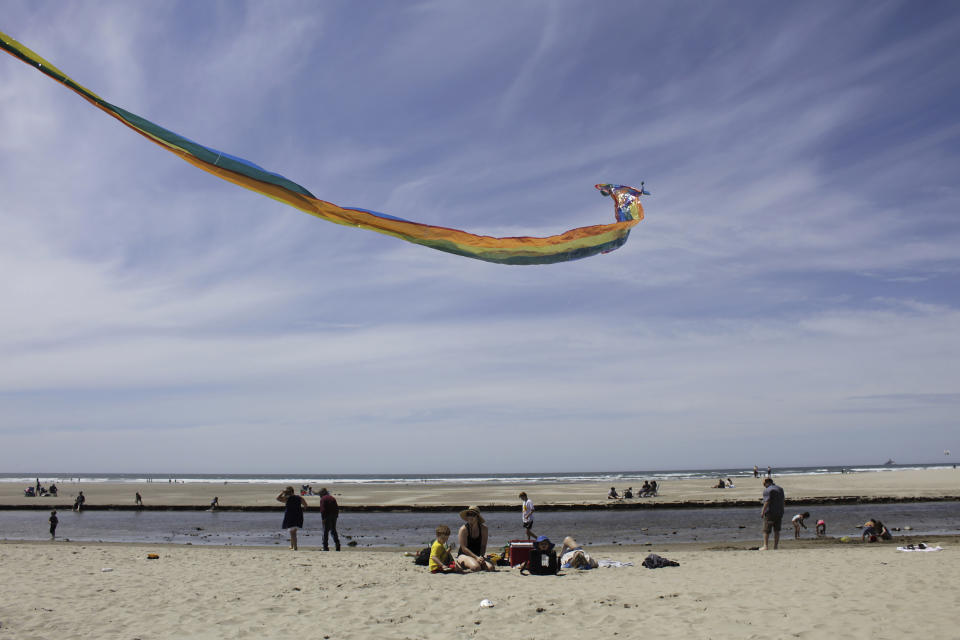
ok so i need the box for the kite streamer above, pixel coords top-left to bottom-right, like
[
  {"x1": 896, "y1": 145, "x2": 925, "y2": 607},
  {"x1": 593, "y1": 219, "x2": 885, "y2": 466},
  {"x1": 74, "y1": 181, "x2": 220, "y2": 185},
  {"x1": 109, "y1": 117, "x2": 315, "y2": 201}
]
[{"x1": 0, "y1": 31, "x2": 646, "y2": 265}]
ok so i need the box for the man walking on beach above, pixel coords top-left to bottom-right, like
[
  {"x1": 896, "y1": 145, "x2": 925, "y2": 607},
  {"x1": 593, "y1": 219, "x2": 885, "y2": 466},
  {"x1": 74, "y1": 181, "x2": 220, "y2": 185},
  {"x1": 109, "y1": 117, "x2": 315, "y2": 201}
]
[
  {"x1": 760, "y1": 477, "x2": 784, "y2": 550},
  {"x1": 318, "y1": 488, "x2": 340, "y2": 551}
]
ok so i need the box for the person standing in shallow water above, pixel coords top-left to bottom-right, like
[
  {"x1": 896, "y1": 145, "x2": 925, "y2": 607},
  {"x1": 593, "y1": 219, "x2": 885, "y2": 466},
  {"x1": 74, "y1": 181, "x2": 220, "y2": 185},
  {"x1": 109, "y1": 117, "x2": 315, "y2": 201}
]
[
  {"x1": 318, "y1": 488, "x2": 340, "y2": 551},
  {"x1": 760, "y1": 477, "x2": 785, "y2": 550},
  {"x1": 49, "y1": 510, "x2": 58, "y2": 540},
  {"x1": 277, "y1": 486, "x2": 308, "y2": 550}
]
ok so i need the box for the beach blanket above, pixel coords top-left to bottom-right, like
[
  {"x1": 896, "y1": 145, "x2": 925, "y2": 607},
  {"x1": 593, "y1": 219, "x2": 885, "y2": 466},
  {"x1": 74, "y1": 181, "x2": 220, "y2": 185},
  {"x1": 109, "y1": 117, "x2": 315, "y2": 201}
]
[
  {"x1": 597, "y1": 560, "x2": 634, "y2": 568},
  {"x1": 897, "y1": 545, "x2": 943, "y2": 552}
]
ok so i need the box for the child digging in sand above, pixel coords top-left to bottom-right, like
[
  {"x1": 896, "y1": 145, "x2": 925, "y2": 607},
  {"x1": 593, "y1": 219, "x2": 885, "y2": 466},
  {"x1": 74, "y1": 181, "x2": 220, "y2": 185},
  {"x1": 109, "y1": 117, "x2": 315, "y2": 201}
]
[
  {"x1": 792, "y1": 512, "x2": 810, "y2": 539},
  {"x1": 429, "y1": 525, "x2": 462, "y2": 574}
]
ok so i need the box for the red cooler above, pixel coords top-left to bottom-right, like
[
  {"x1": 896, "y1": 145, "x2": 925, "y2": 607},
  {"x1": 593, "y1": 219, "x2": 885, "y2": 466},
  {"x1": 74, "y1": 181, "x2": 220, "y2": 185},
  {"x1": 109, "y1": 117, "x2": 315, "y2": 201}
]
[{"x1": 508, "y1": 540, "x2": 534, "y2": 567}]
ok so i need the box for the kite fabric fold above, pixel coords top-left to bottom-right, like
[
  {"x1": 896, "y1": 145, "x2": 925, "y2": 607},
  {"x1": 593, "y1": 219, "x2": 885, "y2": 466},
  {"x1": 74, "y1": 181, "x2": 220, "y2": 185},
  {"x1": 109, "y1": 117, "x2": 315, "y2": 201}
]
[{"x1": 0, "y1": 30, "x2": 646, "y2": 265}]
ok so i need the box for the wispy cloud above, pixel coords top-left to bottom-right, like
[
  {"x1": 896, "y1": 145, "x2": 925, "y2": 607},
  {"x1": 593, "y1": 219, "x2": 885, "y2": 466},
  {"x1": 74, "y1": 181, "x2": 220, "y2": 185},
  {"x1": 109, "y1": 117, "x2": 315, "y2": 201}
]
[{"x1": 1, "y1": 1, "x2": 959, "y2": 472}]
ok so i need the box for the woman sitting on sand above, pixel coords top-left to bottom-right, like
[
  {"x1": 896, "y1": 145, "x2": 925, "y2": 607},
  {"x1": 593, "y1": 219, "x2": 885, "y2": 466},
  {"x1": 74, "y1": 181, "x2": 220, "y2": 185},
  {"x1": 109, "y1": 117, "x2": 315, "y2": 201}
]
[
  {"x1": 277, "y1": 486, "x2": 308, "y2": 550},
  {"x1": 457, "y1": 506, "x2": 496, "y2": 571},
  {"x1": 558, "y1": 536, "x2": 598, "y2": 570}
]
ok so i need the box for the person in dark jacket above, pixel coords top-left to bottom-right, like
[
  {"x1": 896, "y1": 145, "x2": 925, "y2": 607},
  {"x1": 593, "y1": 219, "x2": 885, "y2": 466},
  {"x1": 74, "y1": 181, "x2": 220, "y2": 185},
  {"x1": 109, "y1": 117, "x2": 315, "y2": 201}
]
[
  {"x1": 318, "y1": 488, "x2": 341, "y2": 551},
  {"x1": 277, "y1": 486, "x2": 307, "y2": 550}
]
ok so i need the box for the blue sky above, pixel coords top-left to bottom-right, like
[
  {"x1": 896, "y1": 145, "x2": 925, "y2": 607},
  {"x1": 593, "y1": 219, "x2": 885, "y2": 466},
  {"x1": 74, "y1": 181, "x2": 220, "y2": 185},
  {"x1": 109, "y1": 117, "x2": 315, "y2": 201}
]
[{"x1": 1, "y1": 1, "x2": 958, "y2": 473}]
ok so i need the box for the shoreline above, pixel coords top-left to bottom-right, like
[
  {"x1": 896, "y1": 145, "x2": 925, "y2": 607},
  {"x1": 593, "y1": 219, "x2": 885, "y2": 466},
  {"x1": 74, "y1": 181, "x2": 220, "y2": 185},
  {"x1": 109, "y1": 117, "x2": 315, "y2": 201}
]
[{"x1": 4, "y1": 493, "x2": 960, "y2": 512}]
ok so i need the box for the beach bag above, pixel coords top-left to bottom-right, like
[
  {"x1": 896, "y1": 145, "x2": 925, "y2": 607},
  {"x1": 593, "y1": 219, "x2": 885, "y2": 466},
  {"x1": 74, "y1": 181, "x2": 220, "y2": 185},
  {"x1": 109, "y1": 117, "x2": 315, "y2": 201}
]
[
  {"x1": 413, "y1": 546, "x2": 431, "y2": 566},
  {"x1": 642, "y1": 553, "x2": 679, "y2": 569},
  {"x1": 523, "y1": 549, "x2": 559, "y2": 575}
]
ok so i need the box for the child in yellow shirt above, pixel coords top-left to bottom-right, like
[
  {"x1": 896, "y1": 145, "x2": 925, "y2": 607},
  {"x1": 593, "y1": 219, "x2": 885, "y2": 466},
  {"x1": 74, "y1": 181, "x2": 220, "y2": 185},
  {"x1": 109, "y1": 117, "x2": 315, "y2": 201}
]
[{"x1": 429, "y1": 525, "x2": 462, "y2": 573}]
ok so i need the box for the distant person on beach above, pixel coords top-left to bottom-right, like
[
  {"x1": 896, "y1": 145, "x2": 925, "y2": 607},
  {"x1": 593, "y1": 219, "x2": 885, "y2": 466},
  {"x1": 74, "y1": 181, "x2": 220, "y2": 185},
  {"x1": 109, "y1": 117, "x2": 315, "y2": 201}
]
[
  {"x1": 210, "y1": 496, "x2": 219, "y2": 510},
  {"x1": 766, "y1": 466, "x2": 772, "y2": 477},
  {"x1": 73, "y1": 491, "x2": 85, "y2": 512},
  {"x1": 713, "y1": 478, "x2": 726, "y2": 489},
  {"x1": 816, "y1": 519, "x2": 826, "y2": 537},
  {"x1": 277, "y1": 486, "x2": 307, "y2": 551},
  {"x1": 457, "y1": 506, "x2": 496, "y2": 571},
  {"x1": 639, "y1": 481, "x2": 651, "y2": 496},
  {"x1": 623, "y1": 487, "x2": 633, "y2": 499},
  {"x1": 520, "y1": 492, "x2": 535, "y2": 539},
  {"x1": 759, "y1": 478, "x2": 784, "y2": 550},
  {"x1": 49, "y1": 483, "x2": 57, "y2": 496},
  {"x1": 608, "y1": 487, "x2": 619, "y2": 499},
  {"x1": 649, "y1": 480, "x2": 658, "y2": 496},
  {"x1": 753, "y1": 465, "x2": 759, "y2": 478},
  {"x1": 429, "y1": 525, "x2": 462, "y2": 573},
  {"x1": 862, "y1": 519, "x2": 891, "y2": 542},
  {"x1": 726, "y1": 478, "x2": 735, "y2": 488},
  {"x1": 318, "y1": 488, "x2": 340, "y2": 551},
  {"x1": 135, "y1": 492, "x2": 143, "y2": 507},
  {"x1": 792, "y1": 512, "x2": 810, "y2": 539},
  {"x1": 558, "y1": 536, "x2": 598, "y2": 569},
  {"x1": 49, "y1": 510, "x2": 58, "y2": 539}
]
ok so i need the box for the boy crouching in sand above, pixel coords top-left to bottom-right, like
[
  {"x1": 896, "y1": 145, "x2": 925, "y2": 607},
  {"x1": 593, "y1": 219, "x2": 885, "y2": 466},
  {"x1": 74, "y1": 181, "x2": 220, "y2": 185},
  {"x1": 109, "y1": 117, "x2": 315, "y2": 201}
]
[{"x1": 430, "y1": 525, "x2": 463, "y2": 574}]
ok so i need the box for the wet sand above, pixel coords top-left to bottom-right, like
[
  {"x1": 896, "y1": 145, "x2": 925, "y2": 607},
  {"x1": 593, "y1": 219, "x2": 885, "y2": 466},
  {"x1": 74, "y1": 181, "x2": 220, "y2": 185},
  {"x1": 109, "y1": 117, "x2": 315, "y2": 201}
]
[{"x1": 4, "y1": 468, "x2": 958, "y2": 510}]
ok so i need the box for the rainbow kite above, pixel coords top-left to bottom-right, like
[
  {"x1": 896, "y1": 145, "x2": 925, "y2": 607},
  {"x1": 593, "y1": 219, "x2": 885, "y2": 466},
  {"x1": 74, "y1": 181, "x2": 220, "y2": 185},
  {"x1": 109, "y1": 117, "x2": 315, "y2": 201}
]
[{"x1": 0, "y1": 30, "x2": 646, "y2": 265}]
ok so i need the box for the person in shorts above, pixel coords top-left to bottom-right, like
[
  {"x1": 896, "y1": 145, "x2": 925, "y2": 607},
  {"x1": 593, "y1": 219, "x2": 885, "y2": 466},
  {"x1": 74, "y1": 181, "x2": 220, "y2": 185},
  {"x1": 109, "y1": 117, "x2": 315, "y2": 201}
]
[
  {"x1": 760, "y1": 477, "x2": 785, "y2": 550},
  {"x1": 519, "y1": 492, "x2": 535, "y2": 539}
]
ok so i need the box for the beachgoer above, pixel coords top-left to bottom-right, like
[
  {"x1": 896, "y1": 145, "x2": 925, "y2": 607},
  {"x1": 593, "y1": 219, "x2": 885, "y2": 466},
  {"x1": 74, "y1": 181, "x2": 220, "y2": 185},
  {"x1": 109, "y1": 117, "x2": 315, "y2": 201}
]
[
  {"x1": 318, "y1": 487, "x2": 340, "y2": 551},
  {"x1": 649, "y1": 480, "x2": 658, "y2": 496},
  {"x1": 639, "y1": 480, "x2": 651, "y2": 497},
  {"x1": 277, "y1": 486, "x2": 308, "y2": 550},
  {"x1": 429, "y1": 525, "x2": 462, "y2": 573},
  {"x1": 816, "y1": 519, "x2": 826, "y2": 537},
  {"x1": 714, "y1": 478, "x2": 726, "y2": 489},
  {"x1": 210, "y1": 496, "x2": 219, "y2": 509},
  {"x1": 558, "y1": 536, "x2": 598, "y2": 569},
  {"x1": 861, "y1": 519, "x2": 891, "y2": 542},
  {"x1": 49, "y1": 510, "x2": 58, "y2": 540},
  {"x1": 523, "y1": 535, "x2": 559, "y2": 575},
  {"x1": 608, "y1": 487, "x2": 619, "y2": 499},
  {"x1": 73, "y1": 491, "x2": 85, "y2": 512},
  {"x1": 519, "y1": 492, "x2": 535, "y2": 539},
  {"x1": 759, "y1": 477, "x2": 785, "y2": 550},
  {"x1": 457, "y1": 506, "x2": 496, "y2": 571},
  {"x1": 792, "y1": 511, "x2": 810, "y2": 539},
  {"x1": 624, "y1": 487, "x2": 634, "y2": 499},
  {"x1": 753, "y1": 465, "x2": 759, "y2": 478},
  {"x1": 135, "y1": 492, "x2": 143, "y2": 507},
  {"x1": 726, "y1": 478, "x2": 735, "y2": 488},
  {"x1": 49, "y1": 483, "x2": 58, "y2": 496},
  {"x1": 766, "y1": 466, "x2": 772, "y2": 477}
]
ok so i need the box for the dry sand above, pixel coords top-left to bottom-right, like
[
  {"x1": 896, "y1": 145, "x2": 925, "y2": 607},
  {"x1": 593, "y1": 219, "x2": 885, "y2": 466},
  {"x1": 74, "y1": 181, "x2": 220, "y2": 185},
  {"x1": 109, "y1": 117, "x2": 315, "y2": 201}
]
[
  {"x1": 5, "y1": 468, "x2": 959, "y2": 510},
  {"x1": 1, "y1": 538, "x2": 957, "y2": 640},
  {"x1": 2, "y1": 469, "x2": 958, "y2": 638}
]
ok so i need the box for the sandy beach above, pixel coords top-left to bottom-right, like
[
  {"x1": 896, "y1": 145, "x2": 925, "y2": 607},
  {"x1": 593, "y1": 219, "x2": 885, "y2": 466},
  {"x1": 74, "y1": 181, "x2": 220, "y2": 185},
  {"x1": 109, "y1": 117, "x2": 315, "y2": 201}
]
[
  {"x1": 1, "y1": 537, "x2": 956, "y2": 640},
  {"x1": 4, "y1": 468, "x2": 959, "y2": 510}
]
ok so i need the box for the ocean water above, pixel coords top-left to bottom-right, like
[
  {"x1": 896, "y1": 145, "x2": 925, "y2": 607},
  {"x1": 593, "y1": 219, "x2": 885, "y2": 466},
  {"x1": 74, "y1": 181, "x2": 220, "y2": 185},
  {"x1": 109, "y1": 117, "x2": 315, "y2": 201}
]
[
  {"x1": 2, "y1": 501, "x2": 958, "y2": 547},
  {"x1": 1, "y1": 463, "x2": 954, "y2": 486}
]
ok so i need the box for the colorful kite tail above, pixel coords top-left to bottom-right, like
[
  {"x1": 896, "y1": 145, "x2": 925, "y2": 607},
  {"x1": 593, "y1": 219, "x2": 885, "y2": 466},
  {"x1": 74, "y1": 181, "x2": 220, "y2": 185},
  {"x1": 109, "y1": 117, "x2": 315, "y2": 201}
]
[{"x1": 0, "y1": 29, "x2": 647, "y2": 265}]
